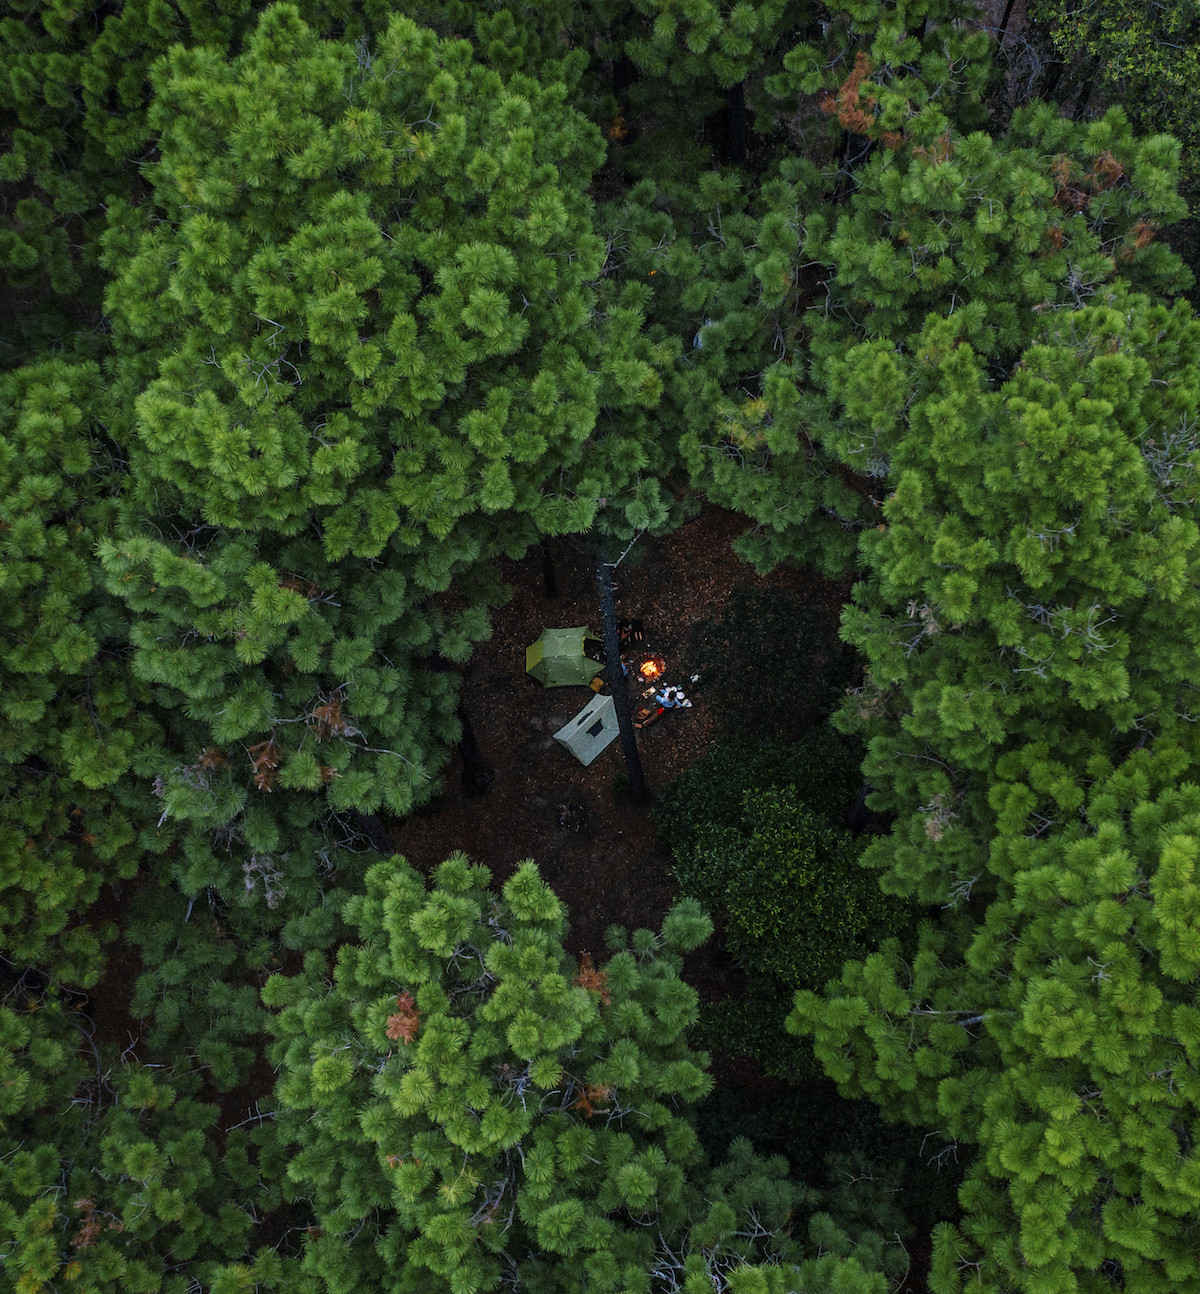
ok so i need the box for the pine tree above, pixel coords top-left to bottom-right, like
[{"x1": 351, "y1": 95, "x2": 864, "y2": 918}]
[
  {"x1": 675, "y1": 53, "x2": 1191, "y2": 574},
  {"x1": 0, "y1": 981, "x2": 289, "y2": 1293},
  {"x1": 266, "y1": 854, "x2": 714, "y2": 1291},
  {"x1": 830, "y1": 287, "x2": 1200, "y2": 902},
  {"x1": 0, "y1": 360, "x2": 155, "y2": 983},
  {"x1": 788, "y1": 290, "x2": 1200, "y2": 1293},
  {"x1": 95, "y1": 5, "x2": 676, "y2": 916},
  {"x1": 266, "y1": 852, "x2": 894, "y2": 1292},
  {"x1": 794, "y1": 745, "x2": 1200, "y2": 1294},
  {"x1": 1028, "y1": 0, "x2": 1200, "y2": 191},
  {"x1": 0, "y1": 0, "x2": 416, "y2": 362}
]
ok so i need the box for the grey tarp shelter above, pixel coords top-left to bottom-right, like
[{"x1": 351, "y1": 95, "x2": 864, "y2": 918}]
[
  {"x1": 553, "y1": 694, "x2": 619, "y2": 766},
  {"x1": 525, "y1": 626, "x2": 603, "y2": 688}
]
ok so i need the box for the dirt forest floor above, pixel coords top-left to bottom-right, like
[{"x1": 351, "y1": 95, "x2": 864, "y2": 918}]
[{"x1": 389, "y1": 505, "x2": 852, "y2": 961}]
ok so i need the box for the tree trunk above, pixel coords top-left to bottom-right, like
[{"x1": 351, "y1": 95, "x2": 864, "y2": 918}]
[
  {"x1": 1072, "y1": 55, "x2": 1100, "y2": 120},
  {"x1": 540, "y1": 539, "x2": 559, "y2": 600},
  {"x1": 457, "y1": 701, "x2": 495, "y2": 797},
  {"x1": 595, "y1": 558, "x2": 648, "y2": 803},
  {"x1": 727, "y1": 81, "x2": 746, "y2": 166},
  {"x1": 613, "y1": 52, "x2": 637, "y2": 95},
  {"x1": 996, "y1": 0, "x2": 1018, "y2": 48},
  {"x1": 848, "y1": 781, "x2": 874, "y2": 836},
  {"x1": 1041, "y1": 57, "x2": 1066, "y2": 100},
  {"x1": 351, "y1": 810, "x2": 397, "y2": 857},
  {"x1": 834, "y1": 131, "x2": 875, "y2": 200}
]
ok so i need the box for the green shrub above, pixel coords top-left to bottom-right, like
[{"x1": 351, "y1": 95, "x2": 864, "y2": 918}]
[
  {"x1": 682, "y1": 785, "x2": 911, "y2": 992},
  {"x1": 654, "y1": 727, "x2": 864, "y2": 863},
  {"x1": 692, "y1": 986, "x2": 821, "y2": 1083}
]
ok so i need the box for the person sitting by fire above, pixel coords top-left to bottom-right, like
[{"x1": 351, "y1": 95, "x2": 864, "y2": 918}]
[{"x1": 655, "y1": 684, "x2": 691, "y2": 708}]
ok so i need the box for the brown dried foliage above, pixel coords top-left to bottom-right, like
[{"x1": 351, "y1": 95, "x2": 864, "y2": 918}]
[
  {"x1": 279, "y1": 574, "x2": 322, "y2": 600},
  {"x1": 1054, "y1": 182, "x2": 1090, "y2": 213},
  {"x1": 307, "y1": 690, "x2": 361, "y2": 741},
  {"x1": 912, "y1": 130, "x2": 953, "y2": 167},
  {"x1": 70, "y1": 1199, "x2": 122, "y2": 1250},
  {"x1": 820, "y1": 52, "x2": 877, "y2": 134},
  {"x1": 386, "y1": 991, "x2": 421, "y2": 1045},
  {"x1": 1130, "y1": 217, "x2": 1157, "y2": 249},
  {"x1": 1091, "y1": 150, "x2": 1124, "y2": 190},
  {"x1": 246, "y1": 733, "x2": 280, "y2": 792},
  {"x1": 572, "y1": 1081, "x2": 616, "y2": 1118},
  {"x1": 573, "y1": 952, "x2": 611, "y2": 1005},
  {"x1": 1051, "y1": 150, "x2": 1128, "y2": 214},
  {"x1": 1050, "y1": 153, "x2": 1074, "y2": 186}
]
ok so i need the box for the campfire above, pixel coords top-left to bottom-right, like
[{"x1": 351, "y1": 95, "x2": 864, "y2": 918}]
[{"x1": 638, "y1": 656, "x2": 665, "y2": 682}]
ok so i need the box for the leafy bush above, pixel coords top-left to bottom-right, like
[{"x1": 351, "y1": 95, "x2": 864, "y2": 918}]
[
  {"x1": 681, "y1": 785, "x2": 911, "y2": 992},
  {"x1": 659, "y1": 723, "x2": 916, "y2": 1137},
  {"x1": 659, "y1": 705, "x2": 911, "y2": 1010},
  {"x1": 654, "y1": 728, "x2": 865, "y2": 864},
  {"x1": 692, "y1": 985, "x2": 821, "y2": 1083}
]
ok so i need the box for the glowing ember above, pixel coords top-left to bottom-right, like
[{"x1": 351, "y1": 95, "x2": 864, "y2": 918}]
[{"x1": 639, "y1": 657, "x2": 664, "y2": 681}]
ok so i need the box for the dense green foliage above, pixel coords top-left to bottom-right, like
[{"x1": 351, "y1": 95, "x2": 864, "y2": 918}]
[
  {"x1": 832, "y1": 287, "x2": 1200, "y2": 899},
  {"x1": 265, "y1": 854, "x2": 895, "y2": 1292},
  {"x1": 84, "y1": 4, "x2": 684, "y2": 927},
  {"x1": 662, "y1": 735, "x2": 903, "y2": 993},
  {"x1": 789, "y1": 289, "x2": 1200, "y2": 1291},
  {"x1": 696, "y1": 784, "x2": 899, "y2": 988},
  {"x1": 0, "y1": 360, "x2": 155, "y2": 983},
  {"x1": 4, "y1": 0, "x2": 1200, "y2": 1288},
  {"x1": 1029, "y1": 0, "x2": 1200, "y2": 185},
  {"x1": 659, "y1": 729, "x2": 914, "y2": 1081},
  {"x1": 0, "y1": 987, "x2": 275, "y2": 1294}
]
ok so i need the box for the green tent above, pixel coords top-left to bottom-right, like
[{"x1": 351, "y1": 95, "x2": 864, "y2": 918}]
[{"x1": 526, "y1": 626, "x2": 603, "y2": 687}]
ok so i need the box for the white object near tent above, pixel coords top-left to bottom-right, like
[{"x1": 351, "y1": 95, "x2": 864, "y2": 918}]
[{"x1": 553, "y1": 694, "x2": 620, "y2": 767}]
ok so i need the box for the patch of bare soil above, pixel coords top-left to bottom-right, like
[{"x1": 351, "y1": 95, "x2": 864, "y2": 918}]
[{"x1": 390, "y1": 506, "x2": 851, "y2": 960}]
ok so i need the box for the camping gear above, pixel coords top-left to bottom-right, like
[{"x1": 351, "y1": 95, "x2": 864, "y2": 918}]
[
  {"x1": 634, "y1": 703, "x2": 665, "y2": 730},
  {"x1": 553, "y1": 694, "x2": 620, "y2": 766},
  {"x1": 525, "y1": 627, "x2": 603, "y2": 688}
]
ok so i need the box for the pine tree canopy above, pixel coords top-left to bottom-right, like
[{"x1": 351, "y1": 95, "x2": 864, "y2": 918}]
[
  {"x1": 829, "y1": 286, "x2": 1200, "y2": 900},
  {"x1": 104, "y1": 6, "x2": 612, "y2": 550},
  {"x1": 794, "y1": 745, "x2": 1200, "y2": 1294},
  {"x1": 87, "y1": 5, "x2": 683, "y2": 917},
  {"x1": 0, "y1": 360, "x2": 155, "y2": 982},
  {"x1": 677, "y1": 103, "x2": 1193, "y2": 576},
  {"x1": 6, "y1": 1, "x2": 1200, "y2": 1290},
  {"x1": 266, "y1": 853, "x2": 898, "y2": 1293},
  {"x1": 789, "y1": 289, "x2": 1200, "y2": 1293}
]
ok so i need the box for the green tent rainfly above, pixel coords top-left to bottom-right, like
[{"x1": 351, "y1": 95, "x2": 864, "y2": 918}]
[{"x1": 525, "y1": 627, "x2": 603, "y2": 688}]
